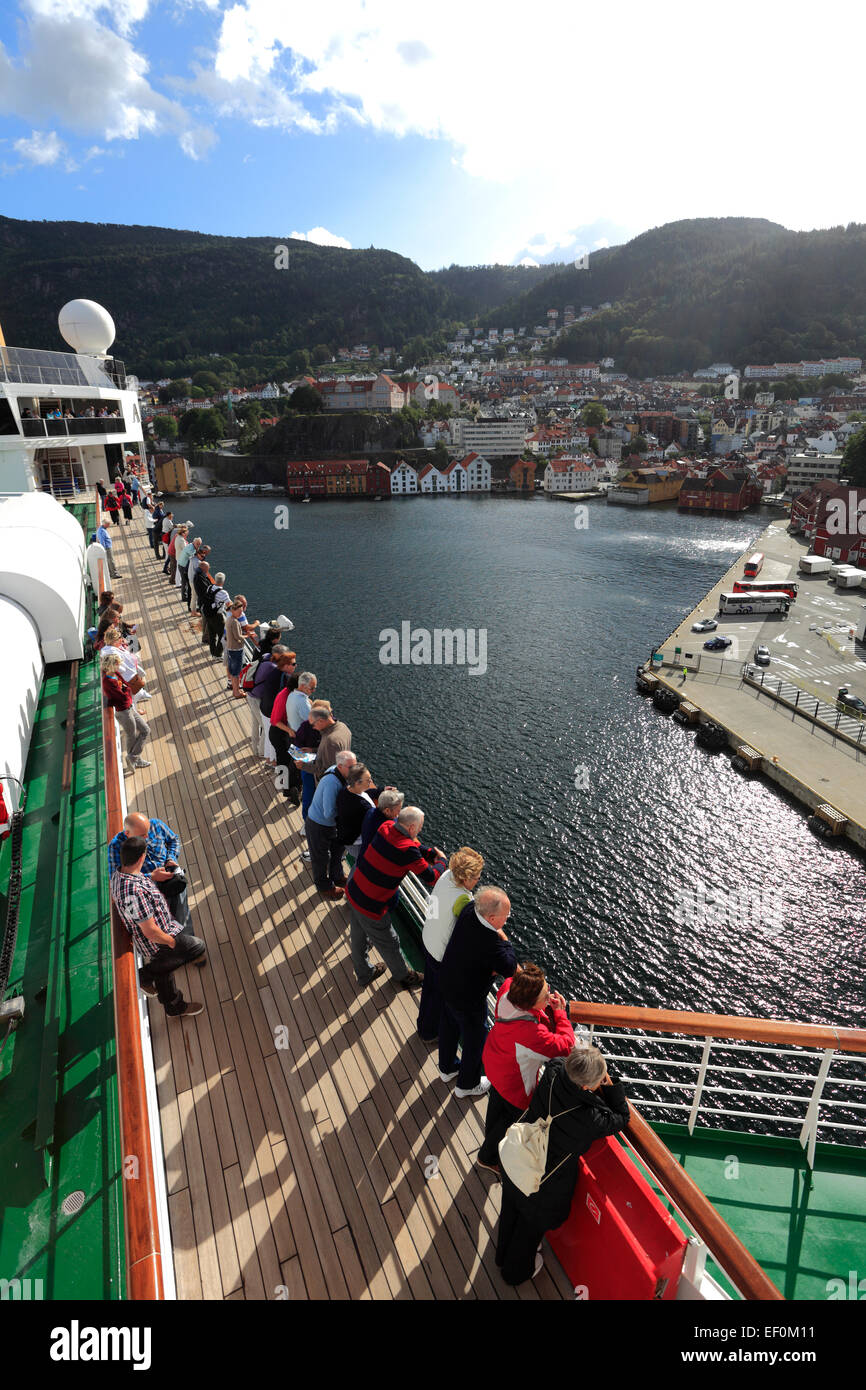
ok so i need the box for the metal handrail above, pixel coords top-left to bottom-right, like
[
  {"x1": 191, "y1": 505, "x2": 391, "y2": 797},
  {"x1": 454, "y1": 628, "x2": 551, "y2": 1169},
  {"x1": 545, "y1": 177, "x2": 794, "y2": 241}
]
[{"x1": 97, "y1": 548, "x2": 166, "y2": 1300}]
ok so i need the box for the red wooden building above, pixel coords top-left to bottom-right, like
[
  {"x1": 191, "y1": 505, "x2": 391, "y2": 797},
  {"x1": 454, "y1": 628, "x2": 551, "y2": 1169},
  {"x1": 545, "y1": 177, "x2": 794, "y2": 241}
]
[{"x1": 678, "y1": 466, "x2": 762, "y2": 512}]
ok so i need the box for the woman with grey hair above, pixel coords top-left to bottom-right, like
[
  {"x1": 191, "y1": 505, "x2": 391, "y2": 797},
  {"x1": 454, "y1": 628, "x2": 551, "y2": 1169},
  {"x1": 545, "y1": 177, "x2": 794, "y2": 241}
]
[{"x1": 495, "y1": 1044, "x2": 629, "y2": 1284}]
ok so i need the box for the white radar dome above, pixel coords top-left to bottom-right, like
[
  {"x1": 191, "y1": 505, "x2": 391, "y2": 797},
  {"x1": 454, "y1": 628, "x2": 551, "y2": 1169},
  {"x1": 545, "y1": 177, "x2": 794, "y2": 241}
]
[{"x1": 58, "y1": 299, "x2": 116, "y2": 355}]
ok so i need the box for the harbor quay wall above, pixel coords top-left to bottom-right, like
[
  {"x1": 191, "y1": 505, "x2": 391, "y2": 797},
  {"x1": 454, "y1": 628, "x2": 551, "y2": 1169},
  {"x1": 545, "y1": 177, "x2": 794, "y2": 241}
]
[
  {"x1": 650, "y1": 666, "x2": 866, "y2": 852},
  {"x1": 644, "y1": 512, "x2": 866, "y2": 853}
]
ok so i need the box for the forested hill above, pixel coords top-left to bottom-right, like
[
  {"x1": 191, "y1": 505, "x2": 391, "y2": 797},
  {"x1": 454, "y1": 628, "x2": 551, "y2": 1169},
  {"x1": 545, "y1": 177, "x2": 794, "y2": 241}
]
[
  {"x1": 505, "y1": 218, "x2": 866, "y2": 376},
  {"x1": 1, "y1": 213, "x2": 865, "y2": 380}
]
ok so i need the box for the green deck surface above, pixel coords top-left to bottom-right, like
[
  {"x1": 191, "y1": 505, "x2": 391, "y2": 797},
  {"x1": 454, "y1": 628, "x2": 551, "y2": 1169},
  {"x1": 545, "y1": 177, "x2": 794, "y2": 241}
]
[
  {"x1": 623, "y1": 1123, "x2": 866, "y2": 1300},
  {"x1": 0, "y1": 511, "x2": 125, "y2": 1301}
]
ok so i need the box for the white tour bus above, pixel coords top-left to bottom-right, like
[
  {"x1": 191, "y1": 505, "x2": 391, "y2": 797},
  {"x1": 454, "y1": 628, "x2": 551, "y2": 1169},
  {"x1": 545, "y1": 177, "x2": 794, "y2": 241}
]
[{"x1": 718, "y1": 591, "x2": 791, "y2": 616}]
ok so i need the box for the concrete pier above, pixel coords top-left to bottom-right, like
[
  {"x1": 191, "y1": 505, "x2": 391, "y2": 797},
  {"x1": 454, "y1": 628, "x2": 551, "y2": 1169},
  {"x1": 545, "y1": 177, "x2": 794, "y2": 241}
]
[{"x1": 645, "y1": 516, "x2": 866, "y2": 850}]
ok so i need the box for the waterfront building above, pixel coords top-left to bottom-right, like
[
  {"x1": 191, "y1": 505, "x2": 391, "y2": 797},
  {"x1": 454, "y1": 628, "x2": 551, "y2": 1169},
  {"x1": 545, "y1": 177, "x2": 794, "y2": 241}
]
[
  {"x1": 790, "y1": 479, "x2": 865, "y2": 548},
  {"x1": 459, "y1": 452, "x2": 492, "y2": 491},
  {"x1": 509, "y1": 457, "x2": 537, "y2": 490},
  {"x1": 390, "y1": 460, "x2": 419, "y2": 495},
  {"x1": 417, "y1": 462, "x2": 448, "y2": 493},
  {"x1": 154, "y1": 455, "x2": 191, "y2": 493},
  {"x1": 285, "y1": 458, "x2": 390, "y2": 498},
  {"x1": 607, "y1": 467, "x2": 684, "y2": 506},
  {"x1": 543, "y1": 457, "x2": 604, "y2": 492},
  {"x1": 678, "y1": 466, "x2": 762, "y2": 512}
]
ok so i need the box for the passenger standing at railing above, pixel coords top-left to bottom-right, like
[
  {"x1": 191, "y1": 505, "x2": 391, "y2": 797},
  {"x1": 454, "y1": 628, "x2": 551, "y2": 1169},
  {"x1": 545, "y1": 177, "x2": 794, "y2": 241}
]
[
  {"x1": 103, "y1": 488, "x2": 121, "y2": 525},
  {"x1": 477, "y1": 964, "x2": 575, "y2": 1174},
  {"x1": 438, "y1": 888, "x2": 516, "y2": 1100},
  {"x1": 417, "y1": 847, "x2": 484, "y2": 1043},
  {"x1": 101, "y1": 652, "x2": 150, "y2": 774},
  {"x1": 495, "y1": 1046, "x2": 629, "y2": 1284},
  {"x1": 96, "y1": 518, "x2": 121, "y2": 578}
]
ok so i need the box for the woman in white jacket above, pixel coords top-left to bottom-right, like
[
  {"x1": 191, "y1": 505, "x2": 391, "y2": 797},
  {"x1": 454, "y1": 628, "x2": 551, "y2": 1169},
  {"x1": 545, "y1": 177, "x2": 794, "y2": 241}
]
[{"x1": 416, "y1": 846, "x2": 484, "y2": 1042}]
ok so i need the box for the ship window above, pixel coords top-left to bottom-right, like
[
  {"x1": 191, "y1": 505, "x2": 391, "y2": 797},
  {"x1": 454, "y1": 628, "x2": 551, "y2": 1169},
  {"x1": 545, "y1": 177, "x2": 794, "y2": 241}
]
[{"x1": 0, "y1": 397, "x2": 17, "y2": 435}]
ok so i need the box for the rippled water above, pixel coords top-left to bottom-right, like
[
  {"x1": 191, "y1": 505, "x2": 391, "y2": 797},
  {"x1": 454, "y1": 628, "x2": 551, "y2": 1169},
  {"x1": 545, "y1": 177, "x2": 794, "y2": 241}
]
[{"x1": 180, "y1": 494, "x2": 866, "y2": 1028}]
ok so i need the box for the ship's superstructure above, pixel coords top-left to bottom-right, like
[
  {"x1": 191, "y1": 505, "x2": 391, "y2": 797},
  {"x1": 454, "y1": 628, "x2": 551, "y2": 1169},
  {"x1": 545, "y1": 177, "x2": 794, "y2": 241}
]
[{"x1": 0, "y1": 299, "x2": 147, "y2": 499}]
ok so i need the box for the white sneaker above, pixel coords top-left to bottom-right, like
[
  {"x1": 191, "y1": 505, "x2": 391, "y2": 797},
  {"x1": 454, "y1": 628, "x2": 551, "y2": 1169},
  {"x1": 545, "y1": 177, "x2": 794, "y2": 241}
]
[
  {"x1": 133, "y1": 757, "x2": 152, "y2": 768},
  {"x1": 137, "y1": 690, "x2": 154, "y2": 701},
  {"x1": 438, "y1": 1069, "x2": 459, "y2": 1083},
  {"x1": 455, "y1": 1077, "x2": 491, "y2": 1099},
  {"x1": 300, "y1": 850, "x2": 311, "y2": 861}
]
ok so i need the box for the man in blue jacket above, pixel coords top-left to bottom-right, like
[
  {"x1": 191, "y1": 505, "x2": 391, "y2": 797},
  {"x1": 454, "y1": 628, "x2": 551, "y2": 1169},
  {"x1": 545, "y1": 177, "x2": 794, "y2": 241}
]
[
  {"x1": 305, "y1": 750, "x2": 357, "y2": 897},
  {"x1": 438, "y1": 887, "x2": 517, "y2": 1099}
]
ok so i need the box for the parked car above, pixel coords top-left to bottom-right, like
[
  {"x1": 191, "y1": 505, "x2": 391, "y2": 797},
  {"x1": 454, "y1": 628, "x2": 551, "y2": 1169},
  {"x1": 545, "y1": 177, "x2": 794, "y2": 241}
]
[
  {"x1": 754, "y1": 646, "x2": 771, "y2": 665},
  {"x1": 704, "y1": 636, "x2": 733, "y2": 651},
  {"x1": 692, "y1": 618, "x2": 718, "y2": 632},
  {"x1": 837, "y1": 687, "x2": 866, "y2": 714}
]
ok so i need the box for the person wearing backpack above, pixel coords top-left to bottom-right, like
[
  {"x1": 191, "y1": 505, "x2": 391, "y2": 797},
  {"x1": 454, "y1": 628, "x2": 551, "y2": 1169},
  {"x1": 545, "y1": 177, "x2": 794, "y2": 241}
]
[
  {"x1": 495, "y1": 1045, "x2": 629, "y2": 1284},
  {"x1": 476, "y1": 963, "x2": 576, "y2": 1173}
]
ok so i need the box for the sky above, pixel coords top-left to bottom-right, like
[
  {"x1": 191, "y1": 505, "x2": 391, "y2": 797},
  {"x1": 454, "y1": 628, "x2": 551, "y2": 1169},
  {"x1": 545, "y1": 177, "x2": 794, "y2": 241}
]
[{"x1": 0, "y1": 0, "x2": 864, "y2": 272}]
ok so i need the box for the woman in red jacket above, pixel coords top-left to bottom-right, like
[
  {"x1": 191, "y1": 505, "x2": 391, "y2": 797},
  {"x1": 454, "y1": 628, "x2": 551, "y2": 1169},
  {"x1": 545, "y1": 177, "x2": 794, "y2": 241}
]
[
  {"x1": 477, "y1": 962, "x2": 576, "y2": 1173},
  {"x1": 101, "y1": 652, "x2": 151, "y2": 774}
]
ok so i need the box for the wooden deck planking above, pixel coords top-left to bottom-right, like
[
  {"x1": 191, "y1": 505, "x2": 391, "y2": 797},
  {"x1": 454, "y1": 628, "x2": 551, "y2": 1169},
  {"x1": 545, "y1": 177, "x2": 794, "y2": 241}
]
[{"x1": 111, "y1": 517, "x2": 569, "y2": 1301}]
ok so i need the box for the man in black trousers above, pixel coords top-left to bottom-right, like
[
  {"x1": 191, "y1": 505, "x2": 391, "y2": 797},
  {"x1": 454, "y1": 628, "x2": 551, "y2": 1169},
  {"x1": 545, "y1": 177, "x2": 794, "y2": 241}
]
[{"x1": 438, "y1": 887, "x2": 517, "y2": 1099}]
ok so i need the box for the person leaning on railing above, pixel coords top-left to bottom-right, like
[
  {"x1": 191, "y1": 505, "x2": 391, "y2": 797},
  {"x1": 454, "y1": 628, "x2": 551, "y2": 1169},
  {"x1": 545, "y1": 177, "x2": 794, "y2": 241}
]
[
  {"x1": 495, "y1": 1045, "x2": 629, "y2": 1285},
  {"x1": 477, "y1": 962, "x2": 575, "y2": 1174},
  {"x1": 101, "y1": 652, "x2": 151, "y2": 775},
  {"x1": 417, "y1": 846, "x2": 484, "y2": 1044}
]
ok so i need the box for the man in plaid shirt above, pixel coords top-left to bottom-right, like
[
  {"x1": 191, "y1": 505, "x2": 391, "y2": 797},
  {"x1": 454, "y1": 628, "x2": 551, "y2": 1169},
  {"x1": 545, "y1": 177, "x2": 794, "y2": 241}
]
[
  {"x1": 110, "y1": 836, "x2": 206, "y2": 1017},
  {"x1": 108, "y1": 811, "x2": 191, "y2": 929}
]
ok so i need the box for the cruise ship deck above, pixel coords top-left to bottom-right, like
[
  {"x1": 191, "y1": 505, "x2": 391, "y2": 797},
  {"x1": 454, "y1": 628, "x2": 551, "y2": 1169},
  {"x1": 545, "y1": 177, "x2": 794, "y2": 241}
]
[{"x1": 108, "y1": 515, "x2": 575, "y2": 1301}]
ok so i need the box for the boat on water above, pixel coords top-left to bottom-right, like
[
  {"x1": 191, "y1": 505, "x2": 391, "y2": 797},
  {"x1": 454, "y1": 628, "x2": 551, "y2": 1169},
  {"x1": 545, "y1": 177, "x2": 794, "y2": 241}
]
[{"x1": 1, "y1": 303, "x2": 865, "y2": 1305}]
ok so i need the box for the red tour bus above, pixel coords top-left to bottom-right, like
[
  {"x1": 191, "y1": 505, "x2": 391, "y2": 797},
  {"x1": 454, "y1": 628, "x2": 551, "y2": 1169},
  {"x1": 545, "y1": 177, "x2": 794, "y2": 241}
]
[
  {"x1": 733, "y1": 578, "x2": 799, "y2": 600},
  {"x1": 743, "y1": 552, "x2": 764, "y2": 578}
]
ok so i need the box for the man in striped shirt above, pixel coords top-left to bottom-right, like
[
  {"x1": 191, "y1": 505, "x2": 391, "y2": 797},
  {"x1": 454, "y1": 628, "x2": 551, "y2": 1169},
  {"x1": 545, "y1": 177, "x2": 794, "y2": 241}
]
[
  {"x1": 345, "y1": 806, "x2": 445, "y2": 990},
  {"x1": 109, "y1": 836, "x2": 206, "y2": 1018},
  {"x1": 107, "y1": 811, "x2": 191, "y2": 930}
]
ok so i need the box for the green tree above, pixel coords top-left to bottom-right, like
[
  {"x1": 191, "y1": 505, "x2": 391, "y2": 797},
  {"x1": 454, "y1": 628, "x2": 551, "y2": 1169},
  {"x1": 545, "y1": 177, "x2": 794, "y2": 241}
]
[
  {"x1": 842, "y1": 424, "x2": 866, "y2": 485},
  {"x1": 181, "y1": 408, "x2": 225, "y2": 445},
  {"x1": 311, "y1": 344, "x2": 331, "y2": 366},
  {"x1": 286, "y1": 348, "x2": 311, "y2": 375},
  {"x1": 581, "y1": 401, "x2": 607, "y2": 427},
  {"x1": 632, "y1": 434, "x2": 649, "y2": 454},
  {"x1": 192, "y1": 371, "x2": 222, "y2": 393},
  {"x1": 287, "y1": 383, "x2": 325, "y2": 413},
  {"x1": 431, "y1": 440, "x2": 450, "y2": 469},
  {"x1": 153, "y1": 414, "x2": 178, "y2": 442}
]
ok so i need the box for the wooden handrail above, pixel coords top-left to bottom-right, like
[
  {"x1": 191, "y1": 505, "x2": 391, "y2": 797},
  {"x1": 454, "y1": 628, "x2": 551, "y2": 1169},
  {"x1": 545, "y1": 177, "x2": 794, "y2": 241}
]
[
  {"x1": 103, "y1": 664, "x2": 164, "y2": 1299},
  {"x1": 569, "y1": 1001, "x2": 866, "y2": 1054},
  {"x1": 624, "y1": 1107, "x2": 784, "y2": 1300}
]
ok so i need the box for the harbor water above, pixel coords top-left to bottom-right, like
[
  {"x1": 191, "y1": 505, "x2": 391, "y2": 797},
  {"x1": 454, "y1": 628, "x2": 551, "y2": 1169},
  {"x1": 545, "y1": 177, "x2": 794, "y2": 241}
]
[{"x1": 178, "y1": 494, "x2": 866, "y2": 1028}]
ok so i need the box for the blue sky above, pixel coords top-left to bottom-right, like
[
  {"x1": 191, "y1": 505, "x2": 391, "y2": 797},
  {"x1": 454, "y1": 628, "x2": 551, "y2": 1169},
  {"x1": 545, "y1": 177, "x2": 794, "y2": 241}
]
[{"x1": 1, "y1": 0, "x2": 863, "y2": 271}]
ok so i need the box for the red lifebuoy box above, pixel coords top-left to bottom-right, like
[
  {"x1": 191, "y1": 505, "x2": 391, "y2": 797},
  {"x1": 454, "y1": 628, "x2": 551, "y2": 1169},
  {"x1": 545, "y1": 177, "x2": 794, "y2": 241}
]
[{"x1": 547, "y1": 1136, "x2": 688, "y2": 1300}]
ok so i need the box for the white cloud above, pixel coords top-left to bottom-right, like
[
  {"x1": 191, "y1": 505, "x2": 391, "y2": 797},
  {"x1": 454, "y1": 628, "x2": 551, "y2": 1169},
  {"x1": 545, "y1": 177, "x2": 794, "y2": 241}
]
[
  {"x1": 290, "y1": 226, "x2": 352, "y2": 248},
  {"x1": 200, "y1": 0, "x2": 866, "y2": 231},
  {"x1": 517, "y1": 256, "x2": 539, "y2": 268},
  {"x1": 13, "y1": 128, "x2": 64, "y2": 163},
  {"x1": 0, "y1": 6, "x2": 214, "y2": 160}
]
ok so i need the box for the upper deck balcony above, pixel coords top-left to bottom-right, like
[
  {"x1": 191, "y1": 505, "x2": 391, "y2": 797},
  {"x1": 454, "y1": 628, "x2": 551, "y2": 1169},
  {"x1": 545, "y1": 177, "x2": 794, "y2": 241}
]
[{"x1": 0, "y1": 344, "x2": 127, "y2": 391}]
